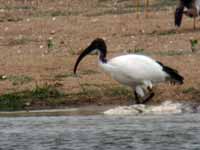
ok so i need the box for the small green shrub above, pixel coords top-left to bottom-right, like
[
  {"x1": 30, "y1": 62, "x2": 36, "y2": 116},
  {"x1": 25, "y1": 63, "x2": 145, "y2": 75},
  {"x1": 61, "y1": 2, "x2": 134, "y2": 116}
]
[
  {"x1": 0, "y1": 84, "x2": 64, "y2": 111},
  {"x1": 47, "y1": 39, "x2": 54, "y2": 49}
]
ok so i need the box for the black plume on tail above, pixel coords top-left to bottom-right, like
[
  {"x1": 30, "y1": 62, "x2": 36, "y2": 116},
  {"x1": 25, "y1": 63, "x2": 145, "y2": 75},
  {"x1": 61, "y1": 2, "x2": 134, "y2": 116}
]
[
  {"x1": 175, "y1": 7, "x2": 184, "y2": 27},
  {"x1": 157, "y1": 61, "x2": 184, "y2": 84}
]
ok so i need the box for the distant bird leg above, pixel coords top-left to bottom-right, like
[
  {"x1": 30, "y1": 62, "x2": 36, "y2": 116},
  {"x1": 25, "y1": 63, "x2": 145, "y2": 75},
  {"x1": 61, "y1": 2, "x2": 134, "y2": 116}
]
[
  {"x1": 134, "y1": 91, "x2": 140, "y2": 104},
  {"x1": 136, "y1": 0, "x2": 149, "y2": 18},
  {"x1": 144, "y1": 0, "x2": 149, "y2": 17},
  {"x1": 142, "y1": 92, "x2": 155, "y2": 104},
  {"x1": 175, "y1": 0, "x2": 200, "y2": 29},
  {"x1": 183, "y1": 8, "x2": 198, "y2": 29},
  {"x1": 194, "y1": 17, "x2": 196, "y2": 29},
  {"x1": 134, "y1": 83, "x2": 155, "y2": 104},
  {"x1": 134, "y1": 89, "x2": 154, "y2": 104}
]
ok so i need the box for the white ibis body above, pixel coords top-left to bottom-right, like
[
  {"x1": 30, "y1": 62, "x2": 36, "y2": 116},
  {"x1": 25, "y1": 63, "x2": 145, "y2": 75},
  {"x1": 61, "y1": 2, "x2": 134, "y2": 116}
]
[
  {"x1": 175, "y1": 0, "x2": 200, "y2": 29},
  {"x1": 74, "y1": 38, "x2": 184, "y2": 104}
]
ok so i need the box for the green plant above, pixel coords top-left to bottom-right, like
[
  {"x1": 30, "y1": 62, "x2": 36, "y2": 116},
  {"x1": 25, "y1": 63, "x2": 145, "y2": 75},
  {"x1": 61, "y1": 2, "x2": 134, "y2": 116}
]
[
  {"x1": 47, "y1": 39, "x2": 54, "y2": 49},
  {"x1": 182, "y1": 87, "x2": 196, "y2": 94},
  {"x1": 81, "y1": 69, "x2": 98, "y2": 75},
  {"x1": 32, "y1": 84, "x2": 64, "y2": 100},
  {"x1": 54, "y1": 72, "x2": 75, "y2": 79},
  {"x1": 0, "y1": 93, "x2": 23, "y2": 111},
  {"x1": 8, "y1": 37, "x2": 33, "y2": 46},
  {"x1": 134, "y1": 48, "x2": 144, "y2": 53},
  {"x1": 104, "y1": 86, "x2": 131, "y2": 97},
  {"x1": 0, "y1": 84, "x2": 64, "y2": 111},
  {"x1": 8, "y1": 75, "x2": 33, "y2": 86},
  {"x1": 51, "y1": 10, "x2": 66, "y2": 17},
  {"x1": 68, "y1": 49, "x2": 77, "y2": 55},
  {"x1": 190, "y1": 39, "x2": 198, "y2": 52}
]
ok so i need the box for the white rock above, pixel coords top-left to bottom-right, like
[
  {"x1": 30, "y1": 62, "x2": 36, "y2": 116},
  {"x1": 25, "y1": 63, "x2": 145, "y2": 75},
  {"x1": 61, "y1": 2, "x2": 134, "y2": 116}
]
[
  {"x1": 39, "y1": 45, "x2": 44, "y2": 49},
  {"x1": 104, "y1": 101, "x2": 188, "y2": 115}
]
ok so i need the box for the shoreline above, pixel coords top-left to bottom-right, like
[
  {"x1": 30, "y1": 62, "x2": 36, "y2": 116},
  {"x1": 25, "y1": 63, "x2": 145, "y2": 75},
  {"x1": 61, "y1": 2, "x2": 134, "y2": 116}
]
[
  {"x1": 0, "y1": 100, "x2": 199, "y2": 117},
  {"x1": 0, "y1": 105, "x2": 115, "y2": 117}
]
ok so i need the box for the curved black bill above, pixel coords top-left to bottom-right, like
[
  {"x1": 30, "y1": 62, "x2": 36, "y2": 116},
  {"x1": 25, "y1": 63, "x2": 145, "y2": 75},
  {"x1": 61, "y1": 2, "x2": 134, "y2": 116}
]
[{"x1": 73, "y1": 46, "x2": 94, "y2": 74}]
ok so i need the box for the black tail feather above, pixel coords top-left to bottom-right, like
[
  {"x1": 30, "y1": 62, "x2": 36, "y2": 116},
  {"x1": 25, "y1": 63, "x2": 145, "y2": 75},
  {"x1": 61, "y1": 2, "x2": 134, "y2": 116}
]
[
  {"x1": 157, "y1": 61, "x2": 184, "y2": 84},
  {"x1": 175, "y1": 6, "x2": 184, "y2": 27}
]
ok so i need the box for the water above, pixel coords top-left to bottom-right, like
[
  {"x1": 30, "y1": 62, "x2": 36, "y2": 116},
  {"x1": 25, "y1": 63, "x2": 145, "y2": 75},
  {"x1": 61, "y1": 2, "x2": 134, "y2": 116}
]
[{"x1": 0, "y1": 113, "x2": 200, "y2": 150}]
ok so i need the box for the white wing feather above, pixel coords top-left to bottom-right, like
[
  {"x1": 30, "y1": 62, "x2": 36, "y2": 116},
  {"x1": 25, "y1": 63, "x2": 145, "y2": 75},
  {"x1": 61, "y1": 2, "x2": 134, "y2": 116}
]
[{"x1": 99, "y1": 54, "x2": 168, "y2": 86}]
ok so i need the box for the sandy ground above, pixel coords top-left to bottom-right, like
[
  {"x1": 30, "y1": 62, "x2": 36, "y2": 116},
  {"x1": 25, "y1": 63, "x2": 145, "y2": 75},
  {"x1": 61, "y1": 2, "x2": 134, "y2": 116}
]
[{"x1": 0, "y1": 0, "x2": 200, "y2": 109}]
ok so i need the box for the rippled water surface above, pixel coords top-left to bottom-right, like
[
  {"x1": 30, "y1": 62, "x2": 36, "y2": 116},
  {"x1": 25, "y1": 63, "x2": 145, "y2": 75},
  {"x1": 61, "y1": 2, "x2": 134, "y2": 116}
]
[{"x1": 0, "y1": 113, "x2": 200, "y2": 150}]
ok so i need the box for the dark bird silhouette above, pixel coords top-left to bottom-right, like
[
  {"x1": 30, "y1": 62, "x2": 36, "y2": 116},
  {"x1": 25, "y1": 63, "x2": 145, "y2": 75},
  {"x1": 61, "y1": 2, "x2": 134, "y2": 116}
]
[{"x1": 175, "y1": 0, "x2": 200, "y2": 29}]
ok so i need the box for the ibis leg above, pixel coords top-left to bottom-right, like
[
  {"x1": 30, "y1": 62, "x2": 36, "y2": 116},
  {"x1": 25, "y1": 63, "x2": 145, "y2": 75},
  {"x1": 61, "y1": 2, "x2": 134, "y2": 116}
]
[
  {"x1": 141, "y1": 92, "x2": 155, "y2": 104},
  {"x1": 134, "y1": 91, "x2": 141, "y2": 104},
  {"x1": 193, "y1": 17, "x2": 196, "y2": 30}
]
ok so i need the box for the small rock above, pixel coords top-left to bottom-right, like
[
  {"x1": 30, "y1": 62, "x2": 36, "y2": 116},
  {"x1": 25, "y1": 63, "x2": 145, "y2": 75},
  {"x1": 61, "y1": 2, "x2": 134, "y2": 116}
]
[
  {"x1": 4, "y1": 27, "x2": 8, "y2": 31},
  {"x1": 17, "y1": 50, "x2": 21, "y2": 54},
  {"x1": 0, "y1": 9, "x2": 5, "y2": 12},
  {"x1": 2, "y1": 75, "x2": 7, "y2": 79},
  {"x1": 50, "y1": 30, "x2": 56, "y2": 34},
  {"x1": 39, "y1": 45, "x2": 44, "y2": 49}
]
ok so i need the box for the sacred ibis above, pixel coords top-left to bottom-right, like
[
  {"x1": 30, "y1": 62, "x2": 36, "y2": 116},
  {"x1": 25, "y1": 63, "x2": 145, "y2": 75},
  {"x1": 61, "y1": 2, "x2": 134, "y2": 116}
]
[
  {"x1": 175, "y1": 0, "x2": 200, "y2": 29},
  {"x1": 73, "y1": 38, "x2": 184, "y2": 104}
]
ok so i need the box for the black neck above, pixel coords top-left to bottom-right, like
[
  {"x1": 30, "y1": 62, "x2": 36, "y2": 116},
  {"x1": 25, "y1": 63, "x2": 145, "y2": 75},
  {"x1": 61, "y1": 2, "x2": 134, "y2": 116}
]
[
  {"x1": 182, "y1": 0, "x2": 193, "y2": 8},
  {"x1": 99, "y1": 49, "x2": 107, "y2": 63}
]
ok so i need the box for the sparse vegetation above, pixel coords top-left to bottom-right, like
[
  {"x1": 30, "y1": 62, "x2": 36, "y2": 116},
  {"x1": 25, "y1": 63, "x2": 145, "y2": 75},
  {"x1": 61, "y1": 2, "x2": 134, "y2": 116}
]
[
  {"x1": 104, "y1": 86, "x2": 132, "y2": 98},
  {"x1": 0, "y1": 83, "x2": 132, "y2": 111},
  {"x1": 155, "y1": 50, "x2": 186, "y2": 56},
  {"x1": 55, "y1": 70, "x2": 99, "y2": 80},
  {"x1": 2, "y1": 5, "x2": 35, "y2": 10},
  {"x1": 182, "y1": 87, "x2": 197, "y2": 94},
  {"x1": 9, "y1": 75, "x2": 33, "y2": 86},
  {"x1": 127, "y1": 49, "x2": 188, "y2": 56},
  {"x1": 0, "y1": 17, "x2": 23, "y2": 22},
  {"x1": 134, "y1": 48, "x2": 145, "y2": 53},
  {"x1": 81, "y1": 69, "x2": 99, "y2": 75},
  {"x1": 190, "y1": 39, "x2": 198, "y2": 52},
  {"x1": 0, "y1": 84, "x2": 64, "y2": 111},
  {"x1": 8, "y1": 36, "x2": 35, "y2": 46},
  {"x1": 47, "y1": 38, "x2": 54, "y2": 49},
  {"x1": 71, "y1": 83, "x2": 132, "y2": 103},
  {"x1": 0, "y1": 75, "x2": 33, "y2": 86},
  {"x1": 51, "y1": 10, "x2": 66, "y2": 17},
  {"x1": 150, "y1": 30, "x2": 176, "y2": 36},
  {"x1": 54, "y1": 72, "x2": 75, "y2": 79},
  {"x1": 68, "y1": 49, "x2": 77, "y2": 55}
]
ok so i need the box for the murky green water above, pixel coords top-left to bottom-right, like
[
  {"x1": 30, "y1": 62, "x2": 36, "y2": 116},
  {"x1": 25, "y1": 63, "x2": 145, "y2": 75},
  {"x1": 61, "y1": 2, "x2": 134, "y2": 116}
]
[{"x1": 0, "y1": 113, "x2": 200, "y2": 150}]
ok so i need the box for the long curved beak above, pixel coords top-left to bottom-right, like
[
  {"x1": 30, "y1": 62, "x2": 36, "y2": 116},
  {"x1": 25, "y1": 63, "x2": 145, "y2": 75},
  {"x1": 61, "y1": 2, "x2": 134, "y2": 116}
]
[{"x1": 73, "y1": 46, "x2": 94, "y2": 74}]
